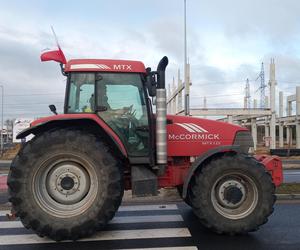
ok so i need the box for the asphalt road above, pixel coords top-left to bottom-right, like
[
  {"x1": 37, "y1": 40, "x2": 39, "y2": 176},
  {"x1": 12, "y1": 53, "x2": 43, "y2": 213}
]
[
  {"x1": 284, "y1": 169, "x2": 300, "y2": 183},
  {"x1": 0, "y1": 201, "x2": 299, "y2": 250},
  {"x1": 0, "y1": 161, "x2": 11, "y2": 169}
]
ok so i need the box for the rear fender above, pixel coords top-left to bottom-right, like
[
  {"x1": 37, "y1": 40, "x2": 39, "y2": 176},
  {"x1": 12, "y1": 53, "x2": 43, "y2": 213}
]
[
  {"x1": 17, "y1": 115, "x2": 127, "y2": 158},
  {"x1": 182, "y1": 145, "x2": 240, "y2": 198}
]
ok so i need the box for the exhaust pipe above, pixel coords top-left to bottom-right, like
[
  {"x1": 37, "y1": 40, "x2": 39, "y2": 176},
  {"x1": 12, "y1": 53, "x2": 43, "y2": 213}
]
[{"x1": 156, "y1": 56, "x2": 168, "y2": 168}]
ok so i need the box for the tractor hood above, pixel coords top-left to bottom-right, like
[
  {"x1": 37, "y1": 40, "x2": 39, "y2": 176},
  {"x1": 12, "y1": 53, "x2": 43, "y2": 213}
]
[{"x1": 166, "y1": 115, "x2": 250, "y2": 157}]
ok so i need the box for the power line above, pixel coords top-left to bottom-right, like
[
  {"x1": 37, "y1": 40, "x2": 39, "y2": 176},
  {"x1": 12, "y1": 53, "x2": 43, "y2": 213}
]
[
  {"x1": 4, "y1": 112, "x2": 53, "y2": 116},
  {"x1": 196, "y1": 80, "x2": 246, "y2": 87},
  {"x1": 190, "y1": 101, "x2": 242, "y2": 108},
  {"x1": 277, "y1": 81, "x2": 300, "y2": 84},
  {"x1": 4, "y1": 102, "x2": 64, "y2": 106},
  {"x1": 5, "y1": 93, "x2": 63, "y2": 97},
  {"x1": 191, "y1": 93, "x2": 243, "y2": 98}
]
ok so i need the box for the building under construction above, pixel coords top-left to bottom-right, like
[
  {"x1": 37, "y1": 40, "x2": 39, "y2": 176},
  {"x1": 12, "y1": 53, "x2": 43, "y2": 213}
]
[{"x1": 167, "y1": 59, "x2": 300, "y2": 154}]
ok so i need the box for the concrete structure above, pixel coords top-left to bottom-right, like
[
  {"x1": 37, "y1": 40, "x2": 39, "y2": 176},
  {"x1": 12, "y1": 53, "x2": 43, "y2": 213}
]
[
  {"x1": 167, "y1": 58, "x2": 300, "y2": 151},
  {"x1": 167, "y1": 70, "x2": 185, "y2": 115},
  {"x1": 269, "y1": 59, "x2": 277, "y2": 149},
  {"x1": 279, "y1": 91, "x2": 284, "y2": 148},
  {"x1": 244, "y1": 78, "x2": 251, "y2": 109}
]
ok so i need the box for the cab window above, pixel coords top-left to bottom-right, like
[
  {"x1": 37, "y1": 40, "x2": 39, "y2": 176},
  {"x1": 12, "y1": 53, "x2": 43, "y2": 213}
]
[{"x1": 67, "y1": 73, "x2": 95, "y2": 113}]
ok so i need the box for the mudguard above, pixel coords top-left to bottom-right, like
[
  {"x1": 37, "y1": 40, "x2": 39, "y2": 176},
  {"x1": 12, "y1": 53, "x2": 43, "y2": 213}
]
[
  {"x1": 182, "y1": 145, "x2": 241, "y2": 198},
  {"x1": 17, "y1": 114, "x2": 127, "y2": 157},
  {"x1": 254, "y1": 154, "x2": 283, "y2": 186}
]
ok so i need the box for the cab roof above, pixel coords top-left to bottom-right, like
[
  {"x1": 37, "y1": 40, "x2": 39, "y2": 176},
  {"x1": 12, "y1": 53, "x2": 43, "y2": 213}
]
[{"x1": 64, "y1": 59, "x2": 146, "y2": 73}]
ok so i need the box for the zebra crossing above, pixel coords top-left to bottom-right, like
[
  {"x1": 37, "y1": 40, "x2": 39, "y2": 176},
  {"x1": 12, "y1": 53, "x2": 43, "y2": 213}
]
[{"x1": 0, "y1": 204, "x2": 197, "y2": 249}]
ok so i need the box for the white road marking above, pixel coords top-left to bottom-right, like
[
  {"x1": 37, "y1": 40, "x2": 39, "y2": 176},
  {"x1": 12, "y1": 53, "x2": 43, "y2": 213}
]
[
  {"x1": 0, "y1": 204, "x2": 178, "y2": 217},
  {"x1": 118, "y1": 204, "x2": 178, "y2": 211},
  {"x1": 122, "y1": 247, "x2": 198, "y2": 250},
  {"x1": 0, "y1": 228, "x2": 191, "y2": 245},
  {"x1": 113, "y1": 214, "x2": 183, "y2": 223},
  {"x1": 0, "y1": 215, "x2": 183, "y2": 229},
  {"x1": 0, "y1": 221, "x2": 21, "y2": 229},
  {"x1": 0, "y1": 210, "x2": 10, "y2": 216}
]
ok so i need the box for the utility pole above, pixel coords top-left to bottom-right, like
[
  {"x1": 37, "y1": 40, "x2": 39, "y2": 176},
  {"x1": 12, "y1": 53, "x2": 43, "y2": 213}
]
[
  {"x1": 184, "y1": 0, "x2": 190, "y2": 115},
  {"x1": 256, "y1": 62, "x2": 266, "y2": 108},
  {"x1": 203, "y1": 96, "x2": 207, "y2": 118},
  {"x1": 269, "y1": 58, "x2": 276, "y2": 149},
  {"x1": 0, "y1": 85, "x2": 3, "y2": 155}
]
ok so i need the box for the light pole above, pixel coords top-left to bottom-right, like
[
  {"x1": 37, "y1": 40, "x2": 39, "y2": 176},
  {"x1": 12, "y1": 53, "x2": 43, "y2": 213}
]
[
  {"x1": 184, "y1": 0, "x2": 190, "y2": 116},
  {"x1": 0, "y1": 85, "x2": 3, "y2": 156}
]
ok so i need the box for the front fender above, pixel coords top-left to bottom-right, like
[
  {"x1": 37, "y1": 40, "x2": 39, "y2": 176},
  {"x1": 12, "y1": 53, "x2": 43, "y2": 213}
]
[
  {"x1": 254, "y1": 154, "x2": 283, "y2": 186},
  {"x1": 182, "y1": 145, "x2": 241, "y2": 198},
  {"x1": 17, "y1": 114, "x2": 127, "y2": 157}
]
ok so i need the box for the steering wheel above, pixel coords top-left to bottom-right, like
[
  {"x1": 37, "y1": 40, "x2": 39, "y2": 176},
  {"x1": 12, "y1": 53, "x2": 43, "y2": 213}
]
[{"x1": 122, "y1": 105, "x2": 134, "y2": 116}]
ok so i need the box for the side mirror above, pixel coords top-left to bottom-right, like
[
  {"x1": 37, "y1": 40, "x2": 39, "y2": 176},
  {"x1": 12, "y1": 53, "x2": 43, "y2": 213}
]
[
  {"x1": 146, "y1": 68, "x2": 157, "y2": 97},
  {"x1": 152, "y1": 97, "x2": 156, "y2": 106},
  {"x1": 49, "y1": 104, "x2": 58, "y2": 115}
]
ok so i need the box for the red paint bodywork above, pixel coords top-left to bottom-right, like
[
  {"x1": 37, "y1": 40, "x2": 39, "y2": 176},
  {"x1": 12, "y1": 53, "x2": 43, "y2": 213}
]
[
  {"x1": 254, "y1": 155, "x2": 283, "y2": 186},
  {"x1": 31, "y1": 113, "x2": 245, "y2": 159},
  {"x1": 30, "y1": 113, "x2": 283, "y2": 189},
  {"x1": 31, "y1": 114, "x2": 127, "y2": 157},
  {"x1": 64, "y1": 59, "x2": 146, "y2": 73},
  {"x1": 166, "y1": 115, "x2": 247, "y2": 157}
]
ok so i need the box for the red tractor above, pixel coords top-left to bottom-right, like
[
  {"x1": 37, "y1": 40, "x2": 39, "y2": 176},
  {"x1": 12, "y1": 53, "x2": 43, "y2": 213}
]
[{"x1": 7, "y1": 48, "x2": 283, "y2": 241}]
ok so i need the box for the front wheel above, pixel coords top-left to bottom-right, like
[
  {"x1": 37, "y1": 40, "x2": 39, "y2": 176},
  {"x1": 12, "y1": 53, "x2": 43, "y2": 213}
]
[
  {"x1": 8, "y1": 129, "x2": 124, "y2": 241},
  {"x1": 190, "y1": 154, "x2": 275, "y2": 234}
]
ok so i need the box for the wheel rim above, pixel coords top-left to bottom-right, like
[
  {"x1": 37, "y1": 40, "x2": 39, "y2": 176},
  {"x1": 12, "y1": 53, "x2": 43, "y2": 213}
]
[
  {"x1": 32, "y1": 153, "x2": 98, "y2": 218},
  {"x1": 211, "y1": 172, "x2": 258, "y2": 220}
]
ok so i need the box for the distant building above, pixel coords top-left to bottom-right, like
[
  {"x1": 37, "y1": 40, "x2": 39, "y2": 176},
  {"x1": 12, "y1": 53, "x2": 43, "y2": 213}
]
[
  {"x1": 1, "y1": 125, "x2": 13, "y2": 143},
  {"x1": 13, "y1": 118, "x2": 34, "y2": 143}
]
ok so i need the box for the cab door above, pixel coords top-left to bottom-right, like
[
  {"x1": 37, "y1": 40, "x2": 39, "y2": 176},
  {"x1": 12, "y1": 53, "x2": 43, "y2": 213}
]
[{"x1": 95, "y1": 73, "x2": 151, "y2": 158}]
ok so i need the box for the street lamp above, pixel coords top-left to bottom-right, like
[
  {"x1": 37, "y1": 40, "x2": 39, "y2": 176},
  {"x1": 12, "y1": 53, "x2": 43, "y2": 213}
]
[
  {"x1": 183, "y1": 0, "x2": 190, "y2": 116},
  {"x1": 0, "y1": 85, "x2": 3, "y2": 155}
]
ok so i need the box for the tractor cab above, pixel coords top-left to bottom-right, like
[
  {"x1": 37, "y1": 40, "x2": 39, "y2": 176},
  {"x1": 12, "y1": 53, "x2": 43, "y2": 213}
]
[
  {"x1": 64, "y1": 61, "x2": 152, "y2": 158},
  {"x1": 62, "y1": 57, "x2": 168, "y2": 168}
]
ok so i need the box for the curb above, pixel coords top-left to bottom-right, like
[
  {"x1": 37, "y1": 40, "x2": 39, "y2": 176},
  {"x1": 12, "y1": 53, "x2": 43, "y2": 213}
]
[{"x1": 276, "y1": 194, "x2": 300, "y2": 200}]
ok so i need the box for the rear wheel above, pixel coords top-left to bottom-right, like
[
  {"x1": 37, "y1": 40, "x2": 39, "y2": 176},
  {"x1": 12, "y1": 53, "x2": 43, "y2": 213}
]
[
  {"x1": 8, "y1": 129, "x2": 124, "y2": 241},
  {"x1": 190, "y1": 154, "x2": 275, "y2": 234}
]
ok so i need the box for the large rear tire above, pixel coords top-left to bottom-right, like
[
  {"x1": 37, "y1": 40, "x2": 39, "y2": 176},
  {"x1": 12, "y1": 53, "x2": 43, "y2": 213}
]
[
  {"x1": 190, "y1": 154, "x2": 275, "y2": 234},
  {"x1": 8, "y1": 129, "x2": 124, "y2": 241}
]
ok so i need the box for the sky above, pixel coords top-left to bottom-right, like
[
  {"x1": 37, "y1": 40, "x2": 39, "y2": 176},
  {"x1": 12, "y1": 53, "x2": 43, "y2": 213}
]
[{"x1": 0, "y1": 0, "x2": 300, "y2": 120}]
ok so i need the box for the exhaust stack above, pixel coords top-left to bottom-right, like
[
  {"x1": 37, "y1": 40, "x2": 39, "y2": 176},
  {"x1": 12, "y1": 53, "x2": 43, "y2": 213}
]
[{"x1": 156, "y1": 56, "x2": 169, "y2": 167}]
